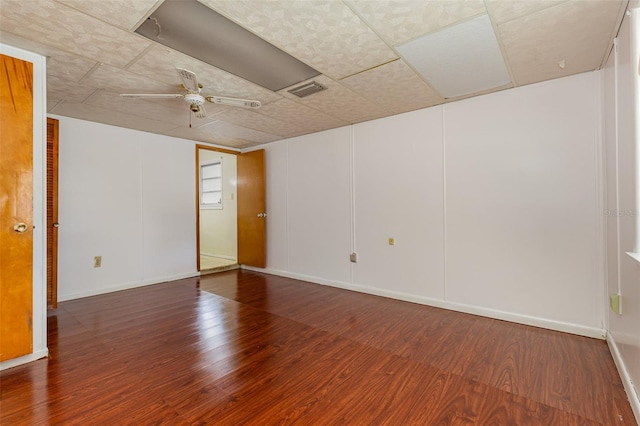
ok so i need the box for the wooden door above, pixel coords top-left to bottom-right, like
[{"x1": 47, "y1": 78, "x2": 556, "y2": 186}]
[
  {"x1": 237, "y1": 149, "x2": 266, "y2": 268},
  {"x1": 0, "y1": 54, "x2": 34, "y2": 362},
  {"x1": 47, "y1": 118, "x2": 59, "y2": 309}
]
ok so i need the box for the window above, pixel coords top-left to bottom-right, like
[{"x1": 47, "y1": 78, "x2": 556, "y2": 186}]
[{"x1": 200, "y1": 159, "x2": 222, "y2": 209}]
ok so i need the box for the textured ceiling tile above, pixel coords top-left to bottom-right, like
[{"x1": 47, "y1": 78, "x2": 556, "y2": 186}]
[
  {"x1": 50, "y1": 100, "x2": 179, "y2": 134},
  {"x1": 47, "y1": 53, "x2": 97, "y2": 82},
  {"x1": 47, "y1": 75, "x2": 97, "y2": 103},
  {"x1": 341, "y1": 59, "x2": 444, "y2": 114},
  {"x1": 214, "y1": 108, "x2": 305, "y2": 138},
  {"x1": 0, "y1": 0, "x2": 151, "y2": 68},
  {"x1": 164, "y1": 126, "x2": 249, "y2": 148},
  {"x1": 279, "y1": 75, "x2": 390, "y2": 123},
  {"x1": 257, "y1": 98, "x2": 348, "y2": 133},
  {"x1": 498, "y1": 0, "x2": 623, "y2": 86},
  {"x1": 128, "y1": 46, "x2": 282, "y2": 104},
  {"x1": 81, "y1": 63, "x2": 178, "y2": 94},
  {"x1": 84, "y1": 90, "x2": 224, "y2": 127},
  {"x1": 346, "y1": 0, "x2": 486, "y2": 46},
  {"x1": 200, "y1": 0, "x2": 397, "y2": 79},
  {"x1": 0, "y1": 31, "x2": 97, "y2": 81},
  {"x1": 54, "y1": 0, "x2": 159, "y2": 30},
  {"x1": 48, "y1": 98, "x2": 63, "y2": 112},
  {"x1": 488, "y1": 0, "x2": 568, "y2": 24},
  {"x1": 199, "y1": 120, "x2": 281, "y2": 145}
]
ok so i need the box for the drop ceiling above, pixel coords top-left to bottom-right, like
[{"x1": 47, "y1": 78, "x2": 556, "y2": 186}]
[{"x1": 0, "y1": 0, "x2": 628, "y2": 149}]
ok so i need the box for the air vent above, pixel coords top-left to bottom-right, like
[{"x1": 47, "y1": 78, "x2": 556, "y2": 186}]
[{"x1": 288, "y1": 81, "x2": 327, "y2": 98}]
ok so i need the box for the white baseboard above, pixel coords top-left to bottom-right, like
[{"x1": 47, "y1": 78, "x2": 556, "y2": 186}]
[
  {"x1": 241, "y1": 266, "x2": 606, "y2": 339},
  {"x1": 0, "y1": 349, "x2": 49, "y2": 371},
  {"x1": 58, "y1": 271, "x2": 200, "y2": 302},
  {"x1": 607, "y1": 334, "x2": 640, "y2": 425}
]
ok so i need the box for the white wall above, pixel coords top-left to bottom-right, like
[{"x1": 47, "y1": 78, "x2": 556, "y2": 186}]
[
  {"x1": 287, "y1": 127, "x2": 353, "y2": 283},
  {"x1": 55, "y1": 116, "x2": 198, "y2": 301},
  {"x1": 353, "y1": 109, "x2": 444, "y2": 298},
  {"x1": 0, "y1": 43, "x2": 48, "y2": 370},
  {"x1": 603, "y1": 9, "x2": 640, "y2": 421},
  {"x1": 199, "y1": 150, "x2": 237, "y2": 260},
  {"x1": 445, "y1": 73, "x2": 602, "y2": 328},
  {"x1": 258, "y1": 71, "x2": 606, "y2": 338}
]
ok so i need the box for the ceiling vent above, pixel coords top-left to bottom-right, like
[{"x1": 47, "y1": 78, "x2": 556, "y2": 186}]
[{"x1": 288, "y1": 81, "x2": 327, "y2": 98}]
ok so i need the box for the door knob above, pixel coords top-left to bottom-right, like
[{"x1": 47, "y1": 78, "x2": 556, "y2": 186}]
[
  {"x1": 13, "y1": 223, "x2": 28, "y2": 233},
  {"x1": 53, "y1": 223, "x2": 60, "y2": 228},
  {"x1": 257, "y1": 213, "x2": 267, "y2": 218}
]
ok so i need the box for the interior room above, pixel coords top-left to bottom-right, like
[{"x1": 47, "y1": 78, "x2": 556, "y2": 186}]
[{"x1": 1, "y1": 0, "x2": 639, "y2": 424}]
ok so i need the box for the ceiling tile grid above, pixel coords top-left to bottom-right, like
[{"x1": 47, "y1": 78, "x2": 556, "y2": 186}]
[
  {"x1": 346, "y1": 0, "x2": 487, "y2": 45},
  {"x1": 279, "y1": 75, "x2": 392, "y2": 123},
  {"x1": 199, "y1": 0, "x2": 398, "y2": 79},
  {"x1": 47, "y1": 74, "x2": 97, "y2": 104},
  {"x1": 164, "y1": 126, "x2": 244, "y2": 147},
  {"x1": 83, "y1": 90, "x2": 221, "y2": 128},
  {"x1": 199, "y1": 120, "x2": 281, "y2": 146},
  {"x1": 256, "y1": 98, "x2": 349, "y2": 133},
  {"x1": 214, "y1": 107, "x2": 307, "y2": 138},
  {"x1": 487, "y1": 0, "x2": 569, "y2": 25},
  {"x1": 54, "y1": 0, "x2": 160, "y2": 30},
  {"x1": 50, "y1": 100, "x2": 180, "y2": 134},
  {"x1": 341, "y1": 59, "x2": 444, "y2": 113},
  {"x1": 0, "y1": 0, "x2": 627, "y2": 148},
  {"x1": 0, "y1": 0, "x2": 152, "y2": 68},
  {"x1": 127, "y1": 45, "x2": 283, "y2": 104},
  {"x1": 81, "y1": 64, "x2": 179, "y2": 94},
  {"x1": 496, "y1": 0, "x2": 625, "y2": 86},
  {"x1": 0, "y1": 31, "x2": 98, "y2": 81}
]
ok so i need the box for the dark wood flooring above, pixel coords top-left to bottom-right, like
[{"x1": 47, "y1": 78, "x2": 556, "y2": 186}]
[{"x1": 1, "y1": 270, "x2": 635, "y2": 425}]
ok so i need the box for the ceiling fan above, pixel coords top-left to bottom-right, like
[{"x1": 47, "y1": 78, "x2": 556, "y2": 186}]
[{"x1": 120, "y1": 68, "x2": 261, "y2": 120}]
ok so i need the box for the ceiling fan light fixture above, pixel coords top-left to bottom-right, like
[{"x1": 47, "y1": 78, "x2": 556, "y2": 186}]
[{"x1": 135, "y1": 0, "x2": 320, "y2": 91}]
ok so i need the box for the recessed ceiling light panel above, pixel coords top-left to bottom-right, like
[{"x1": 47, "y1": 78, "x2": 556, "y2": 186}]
[
  {"x1": 396, "y1": 15, "x2": 511, "y2": 98},
  {"x1": 135, "y1": 0, "x2": 320, "y2": 92}
]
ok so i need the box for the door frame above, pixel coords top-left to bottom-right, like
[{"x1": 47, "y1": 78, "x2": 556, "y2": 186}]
[
  {"x1": 47, "y1": 117, "x2": 59, "y2": 309},
  {"x1": 195, "y1": 144, "x2": 240, "y2": 272},
  {"x1": 0, "y1": 44, "x2": 48, "y2": 370}
]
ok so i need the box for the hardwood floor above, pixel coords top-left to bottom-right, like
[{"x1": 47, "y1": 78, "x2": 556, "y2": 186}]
[{"x1": 1, "y1": 270, "x2": 635, "y2": 425}]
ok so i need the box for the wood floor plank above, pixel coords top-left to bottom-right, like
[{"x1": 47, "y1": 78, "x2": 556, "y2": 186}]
[{"x1": 1, "y1": 269, "x2": 635, "y2": 425}]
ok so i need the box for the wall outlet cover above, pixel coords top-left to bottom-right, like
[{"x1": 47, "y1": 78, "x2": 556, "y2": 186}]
[{"x1": 610, "y1": 293, "x2": 622, "y2": 315}]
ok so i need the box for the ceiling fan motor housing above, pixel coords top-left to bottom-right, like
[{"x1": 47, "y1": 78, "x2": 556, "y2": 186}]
[{"x1": 184, "y1": 93, "x2": 205, "y2": 111}]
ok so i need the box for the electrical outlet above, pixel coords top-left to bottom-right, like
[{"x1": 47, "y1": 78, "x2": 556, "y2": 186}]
[
  {"x1": 610, "y1": 293, "x2": 622, "y2": 315},
  {"x1": 388, "y1": 238, "x2": 395, "y2": 245},
  {"x1": 94, "y1": 256, "x2": 102, "y2": 268},
  {"x1": 350, "y1": 252, "x2": 357, "y2": 263}
]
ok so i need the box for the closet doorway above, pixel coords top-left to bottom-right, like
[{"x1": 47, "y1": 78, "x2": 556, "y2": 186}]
[{"x1": 196, "y1": 146, "x2": 238, "y2": 272}]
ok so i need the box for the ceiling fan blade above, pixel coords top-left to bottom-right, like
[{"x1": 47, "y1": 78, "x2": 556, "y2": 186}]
[
  {"x1": 194, "y1": 104, "x2": 207, "y2": 119},
  {"x1": 177, "y1": 68, "x2": 200, "y2": 93},
  {"x1": 205, "y1": 96, "x2": 261, "y2": 109},
  {"x1": 120, "y1": 93, "x2": 183, "y2": 99}
]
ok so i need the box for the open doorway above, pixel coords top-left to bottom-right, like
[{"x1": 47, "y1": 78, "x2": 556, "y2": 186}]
[{"x1": 197, "y1": 146, "x2": 238, "y2": 272}]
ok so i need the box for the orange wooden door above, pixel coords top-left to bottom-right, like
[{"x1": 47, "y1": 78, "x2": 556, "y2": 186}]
[
  {"x1": 237, "y1": 149, "x2": 266, "y2": 268},
  {"x1": 47, "y1": 118, "x2": 59, "y2": 309},
  {"x1": 0, "y1": 54, "x2": 34, "y2": 362}
]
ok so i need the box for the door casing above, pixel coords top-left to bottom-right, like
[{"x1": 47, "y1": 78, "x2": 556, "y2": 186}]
[
  {"x1": 195, "y1": 145, "x2": 266, "y2": 270},
  {"x1": 0, "y1": 53, "x2": 34, "y2": 362}
]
